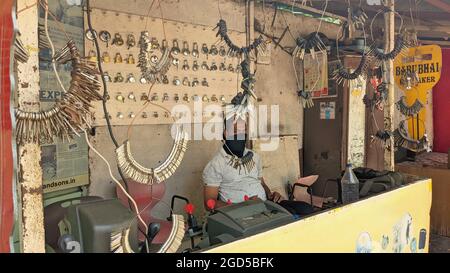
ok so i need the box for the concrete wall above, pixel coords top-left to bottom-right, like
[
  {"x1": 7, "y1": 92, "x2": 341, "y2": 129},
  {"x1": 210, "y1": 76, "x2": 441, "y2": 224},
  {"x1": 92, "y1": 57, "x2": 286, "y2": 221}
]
[{"x1": 87, "y1": 0, "x2": 341, "y2": 220}]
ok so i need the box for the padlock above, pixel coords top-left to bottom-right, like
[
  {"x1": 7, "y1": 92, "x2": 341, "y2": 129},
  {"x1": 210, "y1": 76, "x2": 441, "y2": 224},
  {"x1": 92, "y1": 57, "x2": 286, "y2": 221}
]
[
  {"x1": 114, "y1": 52, "x2": 123, "y2": 63},
  {"x1": 219, "y1": 46, "x2": 226, "y2": 57},
  {"x1": 151, "y1": 37, "x2": 160, "y2": 50},
  {"x1": 182, "y1": 41, "x2": 190, "y2": 56},
  {"x1": 219, "y1": 62, "x2": 226, "y2": 71},
  {"x1": 192, "y1": 61, "x2": 199, "y2": 71},
  {"x1": 182, "y1": 77, "x2": 190, "y2": 86},
  {"x1": 172, "y1": 39, "x2": 180, "y2": 55},
  {"x1": 126, "y1": 73, "x2": 136, "y2": 83},
  {"x1": 192, "y1": 42, "x2": 199, "y2": 57},
  {"x1": 162, "y1": 75, "x2": 169, "y2": 85},
  {"x1": 127, "y1": 54, "x2": 135, "y2": 65},
  {"x1": 163, "y1": 93, "x2": 169, "y2": 102},
  {"x1": 103, "y1": 72, "x2": 112, "y2": 82},
  {"x1": 88, "y1": 50, "x2": 97, "y2": 62},
  {"x1": 112, "y1": 33, "x2": 124, "y2": 46},
  {"x1": 209, "y1": 45, "x2": 218, "y2": 55},
  {"x1": 99, "y1": 30, "x2": 111, "y2": 47},
  {"x1": 173, "y1": 77, "x2": 181, "y2": 86},
  {"x1": 102, "y1": 52, "x2": 110, "y2": 63},
  {"x1": 201, "y1": 61, "x2": 209, "y2": 70},
  {"x1": 114, "y1": 72, "x2": 124, "y2": 83},
  {"x1": 126, "y1": 34, "x2": 136, "y2": 49},
  {"x1": 182, "y1": 60, "x2": 190, "y2": 71},
  {"x1": 141, "y1": 93, "x2": 149, "y2": 101},
  {"x1": 116, "y1": 94, "x2": 125, "y2": 103},
  {"x1": 201, "y1": 43, "x2": 209, "y2": 55}
]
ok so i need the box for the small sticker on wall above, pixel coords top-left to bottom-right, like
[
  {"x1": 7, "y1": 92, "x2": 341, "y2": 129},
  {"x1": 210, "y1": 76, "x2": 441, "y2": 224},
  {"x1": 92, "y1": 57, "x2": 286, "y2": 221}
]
[{"x1": 320, "y1": 102, "x2": 335, "y2": 120}]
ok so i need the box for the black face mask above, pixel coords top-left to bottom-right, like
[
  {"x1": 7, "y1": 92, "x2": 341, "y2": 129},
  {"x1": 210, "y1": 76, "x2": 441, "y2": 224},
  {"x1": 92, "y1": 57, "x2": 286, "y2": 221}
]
[{"x1": 223, "y1": 134, "x2": 247, "y2": 158}]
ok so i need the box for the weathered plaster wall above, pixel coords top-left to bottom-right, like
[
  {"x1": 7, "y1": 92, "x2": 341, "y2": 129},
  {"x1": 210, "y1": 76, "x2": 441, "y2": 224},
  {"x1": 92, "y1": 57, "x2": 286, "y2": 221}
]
[{"x1": 16, "y1": 0, "x2": 45, "y2": 253}]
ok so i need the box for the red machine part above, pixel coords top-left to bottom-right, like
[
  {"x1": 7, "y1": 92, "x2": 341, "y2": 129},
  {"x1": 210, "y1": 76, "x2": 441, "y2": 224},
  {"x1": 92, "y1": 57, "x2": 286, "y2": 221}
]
[
  {"x1": 206, "y1": 199, "x2": 216, "y2": 211},
  {"x1": 184, "y1": 203, "x2": 195, "y2": 215}
]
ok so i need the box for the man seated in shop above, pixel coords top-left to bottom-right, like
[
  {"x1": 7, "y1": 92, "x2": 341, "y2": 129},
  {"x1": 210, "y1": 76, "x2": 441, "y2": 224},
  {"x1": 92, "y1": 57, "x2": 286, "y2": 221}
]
[{"x1": 202, "y1": 116, "x2": 284, "y2": 209}]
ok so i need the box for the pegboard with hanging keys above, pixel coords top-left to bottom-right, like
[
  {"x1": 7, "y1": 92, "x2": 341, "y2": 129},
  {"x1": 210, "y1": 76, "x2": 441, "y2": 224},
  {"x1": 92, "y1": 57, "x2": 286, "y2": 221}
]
[{"x1": 84, "y1": 8, "x2": 246, "y2": 126}]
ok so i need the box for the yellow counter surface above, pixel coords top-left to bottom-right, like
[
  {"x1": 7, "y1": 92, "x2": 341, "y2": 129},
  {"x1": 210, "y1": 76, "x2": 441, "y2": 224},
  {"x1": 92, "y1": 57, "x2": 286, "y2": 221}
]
[{"x1": 206, "y1": 178, "x2": 432, "y2": 253}]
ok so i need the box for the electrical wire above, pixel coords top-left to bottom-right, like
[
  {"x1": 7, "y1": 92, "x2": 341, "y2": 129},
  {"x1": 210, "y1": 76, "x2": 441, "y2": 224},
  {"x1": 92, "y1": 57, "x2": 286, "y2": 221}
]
[
  {"x1": 217, "y1": 0, "x2": 223, "y2": 20},
  {"x1": 43, "y1": 0, "x2": 66, "y2": 94},
  {"x1": 85, "y1": 0, "x2": 152, "y2": 247},
  {"x1": 315, "y1": 0, "x2": 328, "y2": 37}
]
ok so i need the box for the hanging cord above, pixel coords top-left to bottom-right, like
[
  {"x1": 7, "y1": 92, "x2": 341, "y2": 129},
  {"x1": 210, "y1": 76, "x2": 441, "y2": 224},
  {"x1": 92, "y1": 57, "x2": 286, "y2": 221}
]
[
  {"x1": 42, "y1": 0, "x2": 66, "y2": 93},
  {"x1": 369, "y1": 8, "x2": 404, "y2": 43},
  {"x1": 315, "y1": 0, "x2": 328, "y2": 37},
  {"x1": 217, "y1": 0, "x2": 223, "y2": 19},
  {"x1": 85, "y1": 0, "x2": 151, "y2": 248},
  {"x1": 144, "y1": 0, "x2": 157, "y2": 31}
]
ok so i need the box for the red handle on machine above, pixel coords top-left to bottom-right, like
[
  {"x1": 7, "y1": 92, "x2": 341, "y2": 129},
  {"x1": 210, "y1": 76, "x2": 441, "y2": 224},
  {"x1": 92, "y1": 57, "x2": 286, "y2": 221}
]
[
  {"x1": 206, "y1": 199, "x2": 216, "y2": 211},
  {"x1": 184, "y1": 203, "x2": 195, "y2": 215}
]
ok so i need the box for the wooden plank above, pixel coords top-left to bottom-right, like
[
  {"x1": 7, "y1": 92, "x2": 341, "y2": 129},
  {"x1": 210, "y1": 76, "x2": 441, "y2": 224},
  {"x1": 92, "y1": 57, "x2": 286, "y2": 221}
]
[{"x1": 384, "y1": 0, "x2": 395, "y2": 171}]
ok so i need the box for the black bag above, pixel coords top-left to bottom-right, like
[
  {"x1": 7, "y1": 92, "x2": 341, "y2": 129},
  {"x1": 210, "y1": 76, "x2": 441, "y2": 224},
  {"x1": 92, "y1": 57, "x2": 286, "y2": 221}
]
[{"x1": 349, "y1": 168, "x2": 405, "y2": 197}]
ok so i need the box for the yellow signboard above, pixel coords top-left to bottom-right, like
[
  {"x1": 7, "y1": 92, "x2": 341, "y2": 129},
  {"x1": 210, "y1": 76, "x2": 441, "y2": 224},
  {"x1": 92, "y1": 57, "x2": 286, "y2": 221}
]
[{"x1": 394, "y1": 45, "x2": 442, "y2": 139}]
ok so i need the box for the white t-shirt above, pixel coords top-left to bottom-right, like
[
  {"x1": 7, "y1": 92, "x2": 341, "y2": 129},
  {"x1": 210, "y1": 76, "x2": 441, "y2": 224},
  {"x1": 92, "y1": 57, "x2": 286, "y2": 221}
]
[{"x1": 202, "y1": 147, "x2": 267, "y2": 203}]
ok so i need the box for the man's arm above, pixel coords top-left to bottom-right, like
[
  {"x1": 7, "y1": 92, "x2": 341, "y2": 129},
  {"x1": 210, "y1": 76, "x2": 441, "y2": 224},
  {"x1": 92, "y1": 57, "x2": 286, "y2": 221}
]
[
  {"x1": 260, "y1": 177, "x2": 283, "y2": 203},
  {"x1": 204, "y1": 186, "x2": 227, "y2": 210}
]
